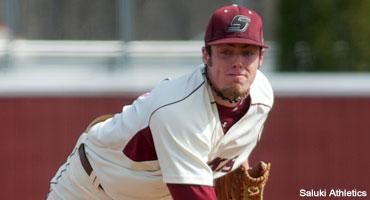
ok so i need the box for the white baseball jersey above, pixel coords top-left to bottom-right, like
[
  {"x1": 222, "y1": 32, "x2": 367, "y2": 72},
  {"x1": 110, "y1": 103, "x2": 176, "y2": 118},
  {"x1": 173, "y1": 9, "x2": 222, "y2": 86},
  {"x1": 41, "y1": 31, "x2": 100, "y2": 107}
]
[{"x1": 82, "y1": 65, "x2": 274, "y2": 200}]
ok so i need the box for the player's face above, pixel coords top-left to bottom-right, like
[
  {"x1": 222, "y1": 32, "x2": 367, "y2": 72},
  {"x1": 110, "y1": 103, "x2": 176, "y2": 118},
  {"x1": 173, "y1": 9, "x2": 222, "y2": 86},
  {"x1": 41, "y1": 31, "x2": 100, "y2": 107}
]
[{"x1": 202, "y1": 43, "x2": 263, "y2": 100}]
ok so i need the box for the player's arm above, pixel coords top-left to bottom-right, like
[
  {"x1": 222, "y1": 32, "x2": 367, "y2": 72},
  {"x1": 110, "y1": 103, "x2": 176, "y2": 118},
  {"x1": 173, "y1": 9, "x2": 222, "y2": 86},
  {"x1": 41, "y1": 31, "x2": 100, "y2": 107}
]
[{"x1": 167, "y1": 183, "x2": 217, "y2": 200}]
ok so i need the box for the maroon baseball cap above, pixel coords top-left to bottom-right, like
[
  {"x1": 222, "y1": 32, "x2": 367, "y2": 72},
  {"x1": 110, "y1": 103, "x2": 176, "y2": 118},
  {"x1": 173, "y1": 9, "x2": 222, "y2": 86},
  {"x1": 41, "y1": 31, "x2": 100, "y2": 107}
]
[{"x1": 205, "y1": 4, "x2": 268, "y2": 48}]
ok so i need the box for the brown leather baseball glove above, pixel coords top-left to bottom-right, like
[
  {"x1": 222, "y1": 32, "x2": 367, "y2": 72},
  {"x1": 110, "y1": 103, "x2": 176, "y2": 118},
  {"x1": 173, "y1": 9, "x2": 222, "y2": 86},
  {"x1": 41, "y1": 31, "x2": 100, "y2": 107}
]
[{"x1": 214, "y1": 161, "x2": 271, "y2": 200}]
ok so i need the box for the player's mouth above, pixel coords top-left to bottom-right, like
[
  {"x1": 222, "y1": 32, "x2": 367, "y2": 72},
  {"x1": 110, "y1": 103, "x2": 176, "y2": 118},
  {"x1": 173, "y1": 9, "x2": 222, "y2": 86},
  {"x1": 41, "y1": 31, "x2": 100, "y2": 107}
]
[
  {"x1": 228, "y1": 73, "x2": 246, "y2": 77},
  {"x1": 227, "y1": 73, "x2": 247, "y2": 81}
]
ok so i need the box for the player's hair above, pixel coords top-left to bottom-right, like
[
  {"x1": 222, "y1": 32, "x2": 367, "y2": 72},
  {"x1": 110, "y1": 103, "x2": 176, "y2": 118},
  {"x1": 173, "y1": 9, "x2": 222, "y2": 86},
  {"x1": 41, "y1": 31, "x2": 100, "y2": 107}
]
[{"x1": 205, "y1": 45, "x2": 212, "y2": 56}]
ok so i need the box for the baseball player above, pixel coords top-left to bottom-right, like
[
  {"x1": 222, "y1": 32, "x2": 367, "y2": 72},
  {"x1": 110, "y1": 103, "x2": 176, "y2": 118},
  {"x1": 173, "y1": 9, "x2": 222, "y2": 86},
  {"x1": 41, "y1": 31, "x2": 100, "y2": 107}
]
[{"x1": 47, "y1": 4, "x2": 273, "y2": 200}]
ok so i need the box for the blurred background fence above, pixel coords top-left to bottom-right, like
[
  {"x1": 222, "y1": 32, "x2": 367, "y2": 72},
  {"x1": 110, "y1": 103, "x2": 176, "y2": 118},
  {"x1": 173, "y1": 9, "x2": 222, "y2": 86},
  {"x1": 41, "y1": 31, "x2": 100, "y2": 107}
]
[{"x1": 0, "y1": 0, "x2": 369, "y2": 199}]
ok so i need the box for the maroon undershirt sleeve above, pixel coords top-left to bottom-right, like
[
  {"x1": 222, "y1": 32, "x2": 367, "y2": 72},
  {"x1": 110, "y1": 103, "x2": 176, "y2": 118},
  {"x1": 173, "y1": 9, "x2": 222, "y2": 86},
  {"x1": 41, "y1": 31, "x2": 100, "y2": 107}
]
[{"x1": 167, "y1": 183, "x2": 217, "y2": 200}]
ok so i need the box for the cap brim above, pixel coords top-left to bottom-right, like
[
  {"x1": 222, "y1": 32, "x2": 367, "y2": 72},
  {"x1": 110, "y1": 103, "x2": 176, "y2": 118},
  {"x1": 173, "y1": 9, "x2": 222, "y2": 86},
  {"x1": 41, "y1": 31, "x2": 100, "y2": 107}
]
[{"x1": 207, "y1": 38, "x2": 268, "y2": 48}]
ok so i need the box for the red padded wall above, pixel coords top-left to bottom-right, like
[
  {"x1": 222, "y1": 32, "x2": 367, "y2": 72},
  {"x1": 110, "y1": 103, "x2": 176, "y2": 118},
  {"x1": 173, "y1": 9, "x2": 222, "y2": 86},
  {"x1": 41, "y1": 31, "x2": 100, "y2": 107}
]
[
  {"x1": 0, "y1": 97, "x2": 133, "y2": 200},
  {"x1": 250, "y1": 97, "x2": 370, "y2": 199},
  {"x1": 0, "y1": 96, "x2": 369, "y2": 199}
]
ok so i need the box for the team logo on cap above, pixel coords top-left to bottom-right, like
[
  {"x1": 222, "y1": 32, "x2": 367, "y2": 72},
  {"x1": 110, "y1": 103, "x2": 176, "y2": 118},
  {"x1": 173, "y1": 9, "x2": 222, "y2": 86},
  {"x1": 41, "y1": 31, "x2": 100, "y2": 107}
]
[{"x1": 227, "y1": 15, "x2": 250, "y2": 33}]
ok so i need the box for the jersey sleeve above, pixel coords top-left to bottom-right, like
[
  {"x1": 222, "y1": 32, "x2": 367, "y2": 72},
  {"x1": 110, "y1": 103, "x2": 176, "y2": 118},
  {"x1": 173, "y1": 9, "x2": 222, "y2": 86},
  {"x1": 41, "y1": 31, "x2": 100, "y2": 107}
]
[
  {"x1": 86, "y1": 93, "x2": 152, "y2": 149},
  {"x1": 149, "y1": 105, "x2": 215, "y2": 186}
]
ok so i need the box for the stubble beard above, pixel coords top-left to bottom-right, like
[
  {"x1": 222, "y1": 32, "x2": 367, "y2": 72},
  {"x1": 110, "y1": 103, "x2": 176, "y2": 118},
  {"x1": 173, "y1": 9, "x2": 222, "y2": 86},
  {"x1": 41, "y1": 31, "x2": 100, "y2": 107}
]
[{"x1": 221, "y1": 84, "x2": 249, "y2": 100}]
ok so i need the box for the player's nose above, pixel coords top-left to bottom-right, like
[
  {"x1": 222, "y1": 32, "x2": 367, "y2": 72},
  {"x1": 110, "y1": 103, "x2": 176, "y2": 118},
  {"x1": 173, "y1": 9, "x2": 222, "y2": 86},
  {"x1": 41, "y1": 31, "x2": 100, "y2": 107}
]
[{"x1": 232, "y1": 54, "x2": 244, "y2": 69}]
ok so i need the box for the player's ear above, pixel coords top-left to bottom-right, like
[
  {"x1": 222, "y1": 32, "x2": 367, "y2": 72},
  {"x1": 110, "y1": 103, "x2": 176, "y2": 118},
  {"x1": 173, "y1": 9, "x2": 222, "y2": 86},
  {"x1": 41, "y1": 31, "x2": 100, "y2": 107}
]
[
  {"x1": 258, "y1": 48, "x2": 265, "y2": 69},
  {"x1": 202, "y1": 46, "x2": 210, "y2": 64}
]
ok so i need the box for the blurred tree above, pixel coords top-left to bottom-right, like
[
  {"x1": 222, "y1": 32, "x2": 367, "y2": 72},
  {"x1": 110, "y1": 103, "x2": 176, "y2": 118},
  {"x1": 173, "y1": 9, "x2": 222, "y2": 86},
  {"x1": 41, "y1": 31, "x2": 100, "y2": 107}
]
[{"x1": 278, "y1": 0, "x2": 370, "y2": 72}]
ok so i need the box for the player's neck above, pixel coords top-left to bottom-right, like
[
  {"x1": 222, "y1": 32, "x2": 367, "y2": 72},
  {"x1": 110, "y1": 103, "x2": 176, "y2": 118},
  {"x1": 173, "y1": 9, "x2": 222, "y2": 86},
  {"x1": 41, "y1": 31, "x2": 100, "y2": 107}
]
[{"x1": 212, "y1": 90, "x2": 241, "y2": 108}]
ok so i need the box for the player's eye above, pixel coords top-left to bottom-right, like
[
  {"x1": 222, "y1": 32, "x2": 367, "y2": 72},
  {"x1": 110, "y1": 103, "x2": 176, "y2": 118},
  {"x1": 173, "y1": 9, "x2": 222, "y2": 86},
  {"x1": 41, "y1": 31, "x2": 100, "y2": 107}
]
[
  {"x1": 220, "y1": 50, "x2": 233, "y2": 56},
  {"x1": 242, "y1": 50, "x2": 258, "y2": 57},
  {"x1": 242, "y1": 51, "x2": 253, "y2": 56}
]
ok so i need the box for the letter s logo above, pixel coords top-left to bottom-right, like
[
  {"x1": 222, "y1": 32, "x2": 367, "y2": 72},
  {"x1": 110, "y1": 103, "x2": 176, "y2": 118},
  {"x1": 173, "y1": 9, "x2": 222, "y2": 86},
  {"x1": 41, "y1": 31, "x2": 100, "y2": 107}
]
[{"x1": 228, "y1": 15, "x2": 250, "y2": 33}]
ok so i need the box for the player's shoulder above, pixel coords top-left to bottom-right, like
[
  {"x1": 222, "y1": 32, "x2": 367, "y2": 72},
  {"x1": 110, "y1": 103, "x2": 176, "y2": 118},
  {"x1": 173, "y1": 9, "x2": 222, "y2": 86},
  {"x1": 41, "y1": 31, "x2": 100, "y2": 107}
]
[
  {"x1": 250, "y1": 70, "x2": 274, "y2": 108},
  {"x1": 147, "y1": 66, "x2": 206, "y2": 108},
  {"x1": 157, "y1": 66, "x2": 204, "y2": 93}
]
